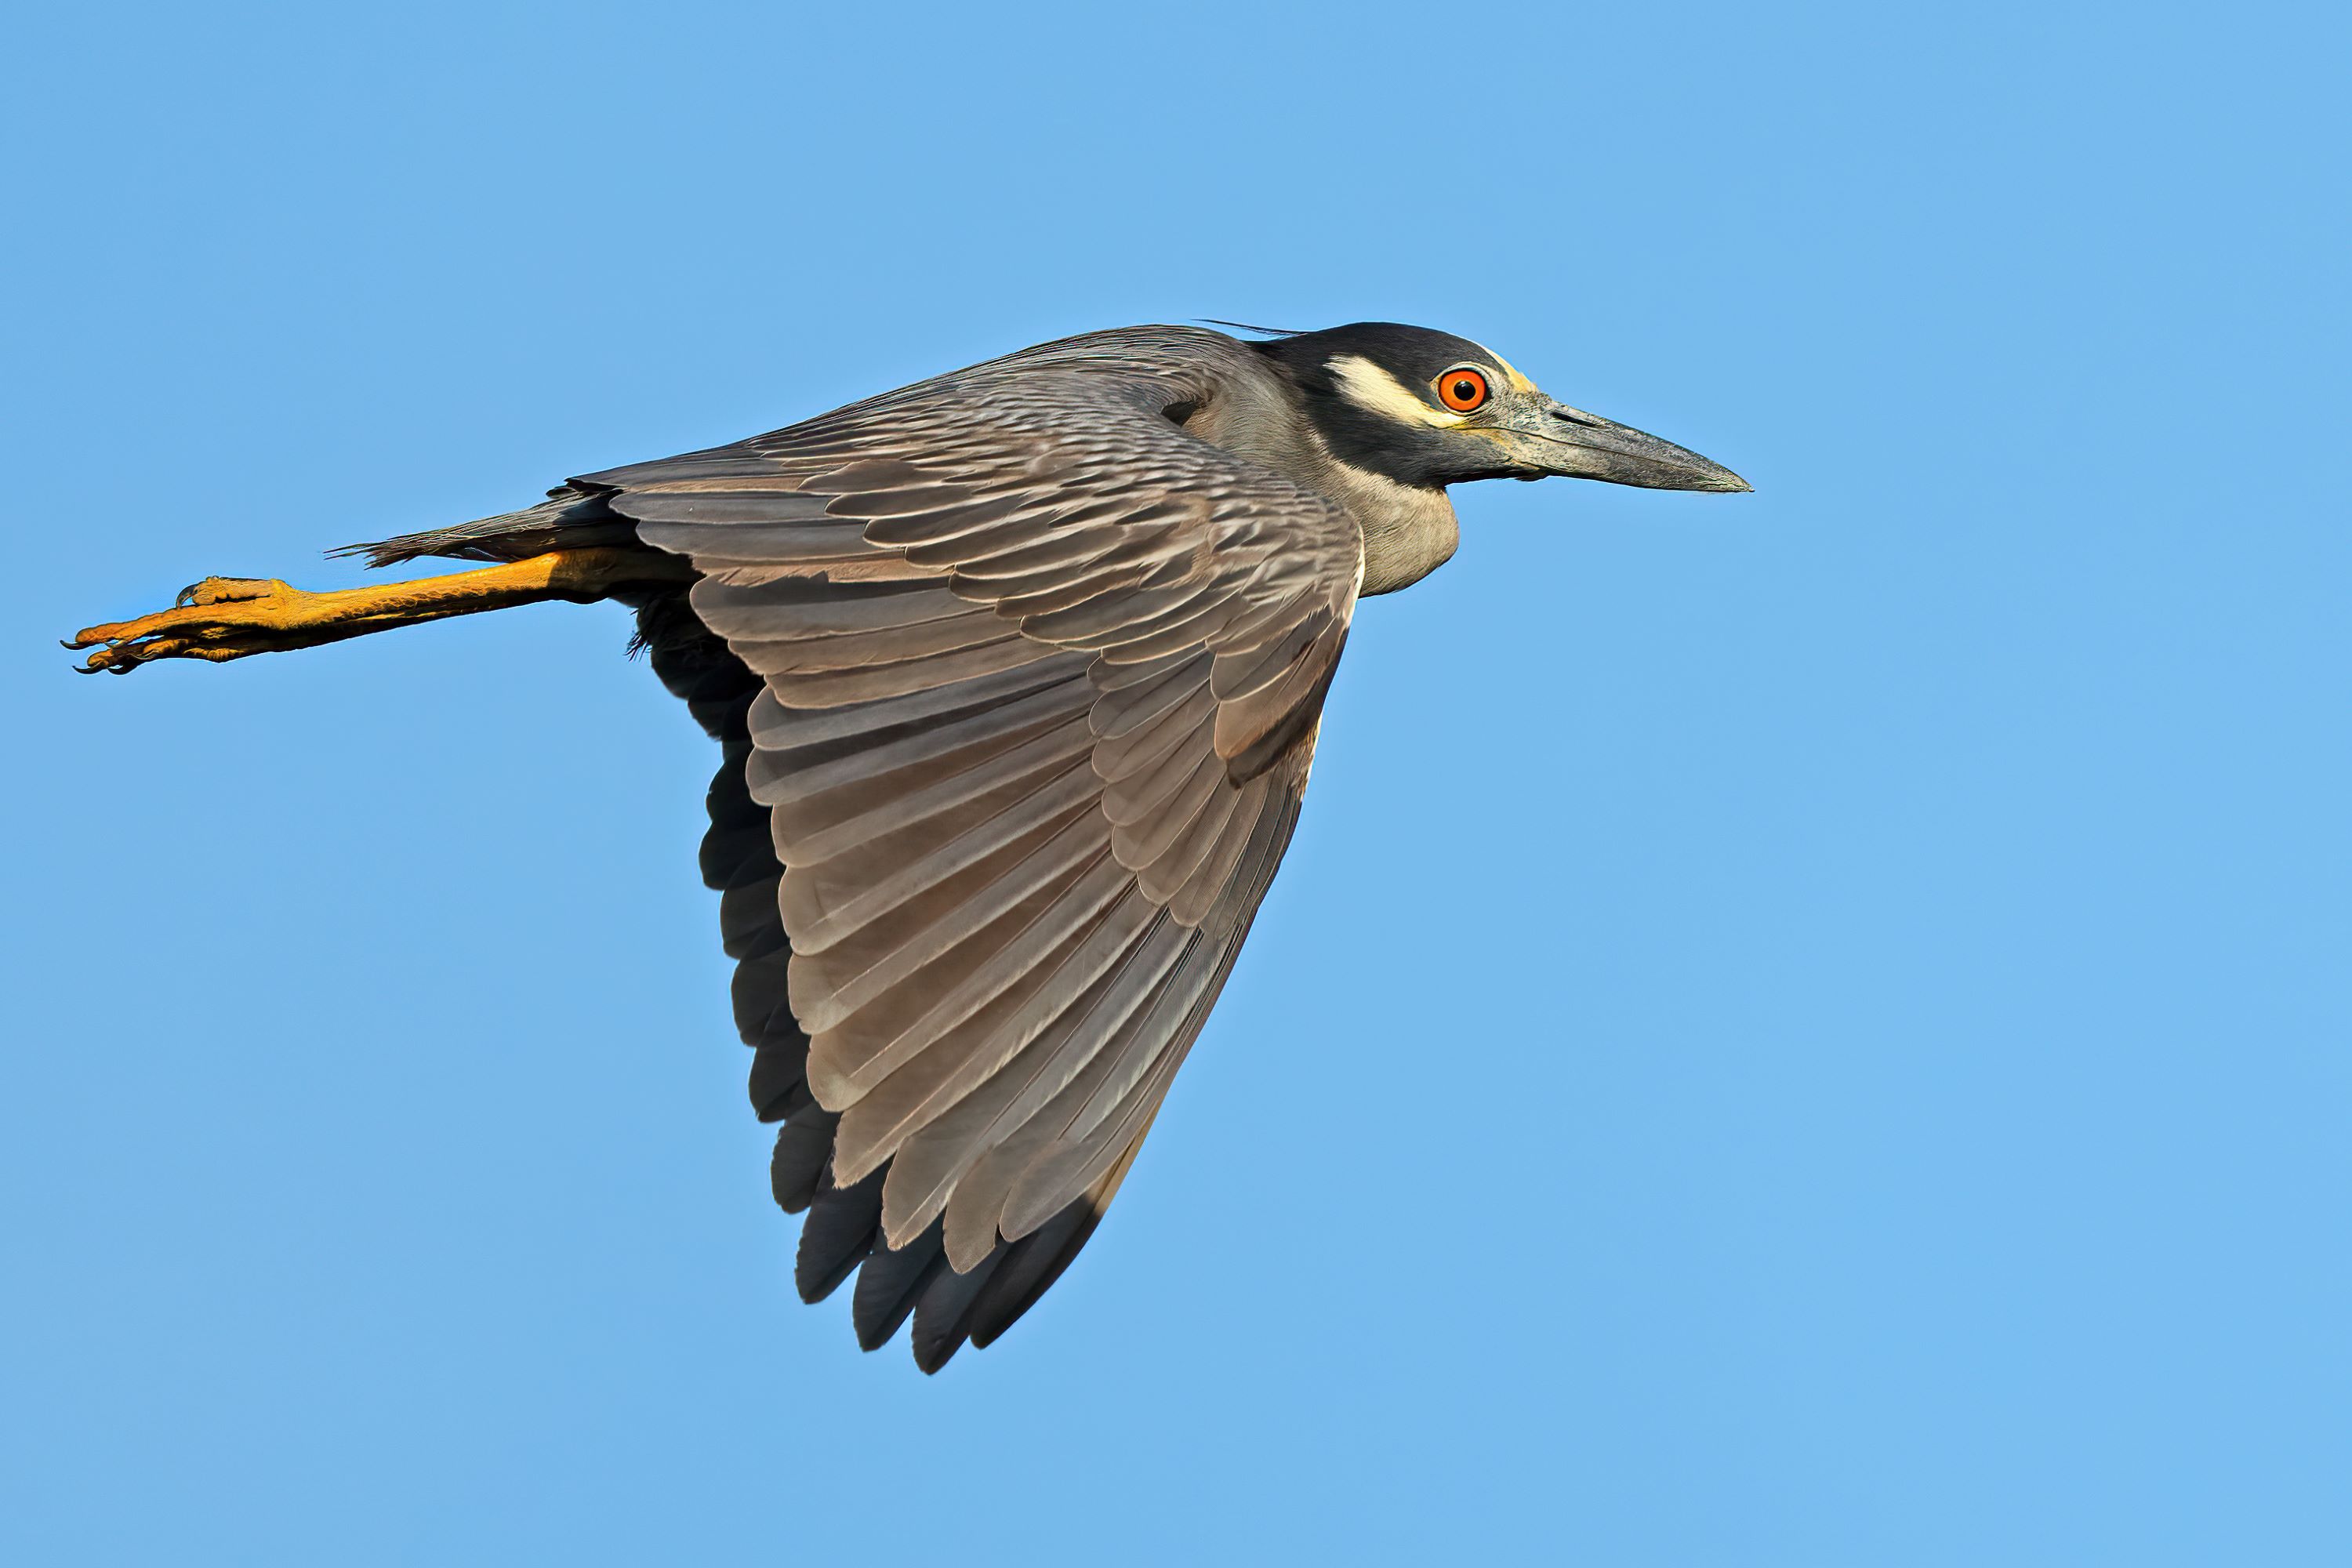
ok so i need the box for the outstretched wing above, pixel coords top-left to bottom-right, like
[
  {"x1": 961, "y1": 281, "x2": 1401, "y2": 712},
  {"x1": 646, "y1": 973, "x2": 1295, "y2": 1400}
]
[{"x1": 592, "y1": 328, "x2": 1362, "y2": 1367}]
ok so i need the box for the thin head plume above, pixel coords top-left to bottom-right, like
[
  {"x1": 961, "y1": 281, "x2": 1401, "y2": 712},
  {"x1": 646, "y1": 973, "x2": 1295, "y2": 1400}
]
[{"x1": 1196, "y1": 318, "x2": 1305, "y2": 338}]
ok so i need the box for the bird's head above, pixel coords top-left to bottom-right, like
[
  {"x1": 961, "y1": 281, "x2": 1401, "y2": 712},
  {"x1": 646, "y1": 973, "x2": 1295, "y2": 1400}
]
[{"x1": 1249, "y1": 321, "x2": 1749, "y2": 495}]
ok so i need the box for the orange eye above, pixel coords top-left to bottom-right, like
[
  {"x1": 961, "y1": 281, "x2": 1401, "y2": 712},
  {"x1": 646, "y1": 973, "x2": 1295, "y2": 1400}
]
[{"x1": 1436, "y1": 367, "x2": 1490, "y2": 412}]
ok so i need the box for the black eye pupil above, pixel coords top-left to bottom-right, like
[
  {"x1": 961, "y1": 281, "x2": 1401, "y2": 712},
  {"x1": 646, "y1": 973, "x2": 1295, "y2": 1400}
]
[{"x1": 1451, "y1": 379, "x2": 1477, "y2": 402}]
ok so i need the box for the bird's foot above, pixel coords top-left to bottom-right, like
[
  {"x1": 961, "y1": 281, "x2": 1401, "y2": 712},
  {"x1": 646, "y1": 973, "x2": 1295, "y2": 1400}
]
[
  {"x1": 66, "y1": 549, "x2": 699, "y2": 675},
  {"x1": 66, "y1": 576, "x2": 372, "y2": 673}
]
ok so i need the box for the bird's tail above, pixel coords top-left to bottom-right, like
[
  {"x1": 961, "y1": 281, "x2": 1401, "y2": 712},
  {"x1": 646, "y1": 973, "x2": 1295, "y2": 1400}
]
[{"x1": 333, "y1": 488, "x2": 634, "y2": 570}]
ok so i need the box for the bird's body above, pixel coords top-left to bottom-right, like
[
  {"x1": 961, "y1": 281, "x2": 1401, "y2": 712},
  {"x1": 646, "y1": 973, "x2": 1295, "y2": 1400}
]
[{"x1": 70, "y1": 322, "x2": 1746, "y2": 1369}]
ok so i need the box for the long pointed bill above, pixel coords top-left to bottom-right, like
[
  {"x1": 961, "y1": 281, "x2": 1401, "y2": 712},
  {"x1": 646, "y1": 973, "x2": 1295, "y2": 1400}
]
[{"x1": 1514, "y1": 401, "x2": 1751, "y2": 492}]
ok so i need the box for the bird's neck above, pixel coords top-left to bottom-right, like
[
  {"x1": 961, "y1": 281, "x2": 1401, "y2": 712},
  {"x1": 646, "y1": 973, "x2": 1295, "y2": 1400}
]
[
  {"x1": 1178, "y1": 367, "x2": 1461, "y2": 597},
  {"x1": 1318, "y1": 460, "x2": 1460, "y2": 595}
]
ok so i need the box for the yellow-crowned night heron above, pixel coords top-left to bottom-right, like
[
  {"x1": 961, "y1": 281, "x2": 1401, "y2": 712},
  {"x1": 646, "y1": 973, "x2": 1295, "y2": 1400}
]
[{"x1": 70, "y1": 322, "x2": 1748, "y2": 1369}]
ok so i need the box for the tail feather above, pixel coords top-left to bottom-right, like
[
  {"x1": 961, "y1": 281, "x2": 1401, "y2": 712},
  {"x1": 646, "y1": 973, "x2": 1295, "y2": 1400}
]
[{"x1": 333, "y1": 489, "x2": 636, "y2": 568}]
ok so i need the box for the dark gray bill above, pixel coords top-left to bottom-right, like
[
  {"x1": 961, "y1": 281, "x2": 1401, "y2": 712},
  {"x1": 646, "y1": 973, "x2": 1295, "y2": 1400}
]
[{"x1": 1527, "y1": 402, "x2": 1751, "y2": 492}]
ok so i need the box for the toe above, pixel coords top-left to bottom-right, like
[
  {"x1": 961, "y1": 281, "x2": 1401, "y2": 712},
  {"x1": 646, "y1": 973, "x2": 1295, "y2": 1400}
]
[{"x1": 70, "y1": 618, "x2": 134, "y2": 648}]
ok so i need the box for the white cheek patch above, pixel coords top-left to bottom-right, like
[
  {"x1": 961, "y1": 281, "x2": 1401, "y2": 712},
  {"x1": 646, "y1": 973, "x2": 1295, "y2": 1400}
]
[{"x1": 1327, "y1": 354, "x2": 1466, "y2": 429}]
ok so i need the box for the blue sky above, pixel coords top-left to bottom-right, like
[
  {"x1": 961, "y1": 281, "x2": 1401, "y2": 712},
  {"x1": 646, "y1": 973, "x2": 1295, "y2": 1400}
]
[{"x1": 7, "y1": 3, "x2": 2346, "y2": 1563}]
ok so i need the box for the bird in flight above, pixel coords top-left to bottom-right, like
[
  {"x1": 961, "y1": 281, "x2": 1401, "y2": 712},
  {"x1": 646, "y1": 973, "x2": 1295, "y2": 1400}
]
[{"x1": 69, "y1": 322, "x2": 1748, "y2": 1369}]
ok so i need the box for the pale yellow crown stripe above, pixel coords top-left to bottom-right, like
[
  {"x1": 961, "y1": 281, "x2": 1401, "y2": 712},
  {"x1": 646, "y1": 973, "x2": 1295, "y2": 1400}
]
[{"x1": 1477, "y1": 343, "x2": 1539, "y2": 394}]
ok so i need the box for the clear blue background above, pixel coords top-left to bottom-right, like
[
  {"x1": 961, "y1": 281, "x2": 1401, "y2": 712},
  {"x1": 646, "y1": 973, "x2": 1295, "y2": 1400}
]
[{"x1": 7, "y1": 3, "x2": 2346, "y2": 1562}]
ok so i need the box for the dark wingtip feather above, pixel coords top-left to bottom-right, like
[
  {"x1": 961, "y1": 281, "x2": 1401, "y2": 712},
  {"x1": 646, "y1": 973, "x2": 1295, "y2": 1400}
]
[
  {"x1": 794, "y1": 1166, "x2": 884, "y2": 1304},
  {"x1": 910, "y1": 1249, "x2": 1007, "y2": 1374},
  {"x1": 748, "y1": 1044, "x2": 812, "y2": 1124},
  {"x1": 968, "y1": 1200, "x2": 1105, "y2": 1349},
  {"x1": 771, "y1": 1105, "x2": 838, "y2": 1213},
  {"x1": 719, "y1": 876, "x2": 789, "y2": 960},
  {"x1": 851, "y1": 1219, "x2": 949, "y2": 1352}
]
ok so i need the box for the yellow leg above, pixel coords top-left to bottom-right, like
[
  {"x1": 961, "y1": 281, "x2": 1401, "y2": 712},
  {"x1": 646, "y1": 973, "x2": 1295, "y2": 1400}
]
[{"x1": 66, "y1": 547, "x2": 692, "y2": 674}]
